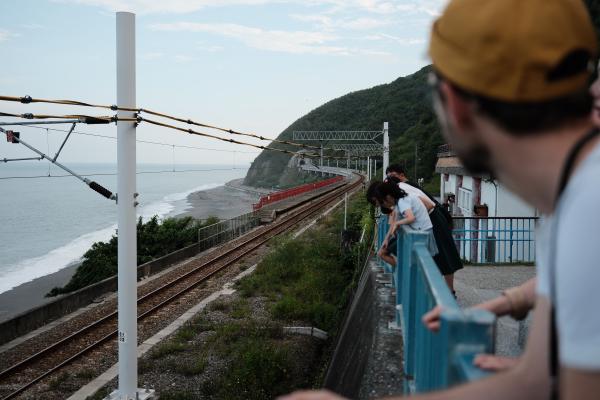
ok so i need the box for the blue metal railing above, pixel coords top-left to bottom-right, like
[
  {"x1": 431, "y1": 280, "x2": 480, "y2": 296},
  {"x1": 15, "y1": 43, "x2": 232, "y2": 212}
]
[
  {"x1": 452, "y1": 217, "x2": 538, "y2": 264},
  {"x1": 376, "y1": 215, "x2": 495, "y2": 393}
]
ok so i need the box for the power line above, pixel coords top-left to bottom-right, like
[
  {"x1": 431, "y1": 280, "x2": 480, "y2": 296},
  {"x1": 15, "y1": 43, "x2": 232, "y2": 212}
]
[
  {"x1": 139, "y1": 116, "x2": 321, "y2": 158},
  {"x1": 0, "y1": 95, "x2": 374, "y2": 153},
  {"x1": 136, "y1": 107, "x2": 350, "y2": 153},
  {"x1": 0, "y1": 111, "x2": 135, "y2": 124},
  {"x1": 0, "y1": 167, "x2": 249, "y2": 180},
  {"x1": 140, "y1": 116, "x2": 360, "y2": 160},
  {"x1": 17, "y1": 124, "x2": 260, "y2": 154},
  {"x1": 1, "y1": 111, "x2": 330, "y2": 159}
]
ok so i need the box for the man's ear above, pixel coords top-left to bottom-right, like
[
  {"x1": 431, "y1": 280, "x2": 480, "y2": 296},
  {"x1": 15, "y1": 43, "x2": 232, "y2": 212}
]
[{"x1": 439, "y1": 81, "x2": 474, "y2": 131}]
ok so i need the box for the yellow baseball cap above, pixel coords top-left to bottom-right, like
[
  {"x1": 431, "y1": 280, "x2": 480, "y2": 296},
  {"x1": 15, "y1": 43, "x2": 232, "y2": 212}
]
[{"x1": 429, "y1": 0, "x2": 598, "y2": 102}]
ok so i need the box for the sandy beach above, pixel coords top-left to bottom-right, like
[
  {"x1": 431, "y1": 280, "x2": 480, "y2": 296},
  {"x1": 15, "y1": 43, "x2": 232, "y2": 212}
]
[
  {"x1": 0, "y1": 263, "x2": 79, "y2": 323},
  {"x1": 0, "y1": 178, "x2": 267, "y2": 323},
  {"x1": 175, "y1": 178, "x2": 264, "y2": 220}
]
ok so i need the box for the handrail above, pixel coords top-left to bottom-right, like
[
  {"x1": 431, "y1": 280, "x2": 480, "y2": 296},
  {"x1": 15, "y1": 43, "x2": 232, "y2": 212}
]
[{"x1": 376, "y1": 216, "x2": 495, "y2": 393}]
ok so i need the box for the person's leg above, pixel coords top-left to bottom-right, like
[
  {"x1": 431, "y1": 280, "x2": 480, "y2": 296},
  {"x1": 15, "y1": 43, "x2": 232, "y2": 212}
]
[
  {"x1": 444, "y1": 273, "x2": 454, "y2": 292},
  {"x1": 381, "y1": 252, "x2": 397, "y2": 268}
]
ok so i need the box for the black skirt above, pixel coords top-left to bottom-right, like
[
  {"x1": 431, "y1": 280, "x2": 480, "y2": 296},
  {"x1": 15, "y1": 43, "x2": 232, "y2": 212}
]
[{"x1": 430, "y1": 206, "x2": 463, "y2": 275}]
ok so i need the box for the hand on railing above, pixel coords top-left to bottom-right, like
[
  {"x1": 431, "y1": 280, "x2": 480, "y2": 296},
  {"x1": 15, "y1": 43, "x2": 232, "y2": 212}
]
[
  {"x1": 421, "y1": 305, "x2": 444, "y2": 332},
  {"x1": 422, "y1": 299, "x2": 507, "y2": 332},
  {"x1": 473, "y1": 354, "x2": 519, "y2": 372},
  {"x1": 422, "y1": 284, "x2": 530, "y2": 333}
]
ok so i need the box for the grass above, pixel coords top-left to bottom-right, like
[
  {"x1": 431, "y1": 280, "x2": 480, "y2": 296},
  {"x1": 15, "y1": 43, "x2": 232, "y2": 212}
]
[
  {"x1": 74, "y1": 368, "x2": 96, "y2": 381},
  {"x1": 158, "y1": 390, "x2": 197, "y2": 400},
  {"x1": 86, "y1": 387, "x2": 110, "y2": 400},
  {"x1": 209, "y1": 299, "x2": 230, "y2": 312},
  {"x1": 211, "y1": 341, "x2": 292, "y2": 400},
  {"x1": 173, "y1": 356, "x2": 207, "y2": 376},
  {"x1": 137, "y1": 194, "x2": 375, "y2": 400},
  {"x1": 150, "y1": 341, "x2": 187, "y2": 359},
  {"x1": 175, "y1": 323, "x2": 197, "y2": 342},
  {"x1": 230, "y1": 298, "x2": 251, "y2": 319},
  {"x1": 236, "y1": 214, "x2": 369, "y2": 332}
]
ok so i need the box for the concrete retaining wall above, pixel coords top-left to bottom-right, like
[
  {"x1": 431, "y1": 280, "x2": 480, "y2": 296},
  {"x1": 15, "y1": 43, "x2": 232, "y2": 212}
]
[
  {"x1": 0, "y1": 242, "x2": 202, "y2": 345},
  {"x1": 323, "y1": 257, "x2": 376, "y2": 398}
]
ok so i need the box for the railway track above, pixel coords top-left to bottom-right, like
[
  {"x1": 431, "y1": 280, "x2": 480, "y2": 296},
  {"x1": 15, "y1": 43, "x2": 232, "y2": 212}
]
[{"x1": 0, "y1": 173, "x2": 364, "y2": 400}]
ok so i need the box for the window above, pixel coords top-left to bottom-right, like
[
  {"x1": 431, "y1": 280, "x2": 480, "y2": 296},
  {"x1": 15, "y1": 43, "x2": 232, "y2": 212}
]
[{"x1": 458, "y1": 187, "x2": 473, "y2": 215}]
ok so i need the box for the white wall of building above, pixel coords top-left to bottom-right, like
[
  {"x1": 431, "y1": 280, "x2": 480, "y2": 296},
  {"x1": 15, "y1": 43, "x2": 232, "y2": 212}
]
[
  {"x1": 481, "y1": 181, "x2": 497, "y2": 217},
  {"x1": 497, "y1": 186, "x2": 537, "y2": 217},
  {"x1": 440, "y1": 173, "x2": 537, "y2": 264}
]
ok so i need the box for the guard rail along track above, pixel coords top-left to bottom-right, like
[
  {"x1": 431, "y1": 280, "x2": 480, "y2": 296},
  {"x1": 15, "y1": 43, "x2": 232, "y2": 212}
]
[{"x1": 0, "y1": 172, "x2": 364, "y2": 400}]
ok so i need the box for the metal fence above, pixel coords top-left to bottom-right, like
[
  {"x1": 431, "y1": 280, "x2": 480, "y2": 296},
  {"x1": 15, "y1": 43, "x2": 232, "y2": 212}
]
[
  {"x1": 452, "y1": 217, "x2": 539, "y2": 264},
  {"x1": 197, "y1": 211, "x2": 260, "y2": 251},
  {"x1": 376, "y1": 216, "x2": 495, "y2": 393}
]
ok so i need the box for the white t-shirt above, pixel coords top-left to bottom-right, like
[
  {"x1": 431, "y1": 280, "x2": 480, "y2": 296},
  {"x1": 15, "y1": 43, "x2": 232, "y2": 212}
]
[
  {"x1": 398, "y1": 182, "x2": 435, "y2": 209},
  {"x1": 536, "y1": 141, "x2": 600, "y2": 370},
  {"x1": 396, "y1": 194, "x2": 433, "y2": 231}
]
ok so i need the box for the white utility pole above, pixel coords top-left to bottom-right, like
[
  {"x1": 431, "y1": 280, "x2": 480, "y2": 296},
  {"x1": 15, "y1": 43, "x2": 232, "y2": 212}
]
[
  {"x1": 383, "y1": 122, "x2": 389, "y2": 180},
  {"x1": 320, "y1": 141, "x2": 323, "y2": 168},
  {"x1": 367, "y1": 156, "x2": 371, "y2": 180},
  {"x1": 109, "y1": 12, "x2": 154, "y2": 400}
]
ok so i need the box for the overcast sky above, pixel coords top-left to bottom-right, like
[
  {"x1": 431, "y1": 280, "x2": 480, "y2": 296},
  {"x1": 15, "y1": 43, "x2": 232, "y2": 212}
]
[{"x1": 0, "y1": 0, "x2": 447, "y2": 165}]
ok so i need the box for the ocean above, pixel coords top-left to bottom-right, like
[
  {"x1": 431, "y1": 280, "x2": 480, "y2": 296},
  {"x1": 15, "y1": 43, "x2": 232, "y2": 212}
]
[{"x1": 0, "y1": 162, "x2": 249, "y2": 295}]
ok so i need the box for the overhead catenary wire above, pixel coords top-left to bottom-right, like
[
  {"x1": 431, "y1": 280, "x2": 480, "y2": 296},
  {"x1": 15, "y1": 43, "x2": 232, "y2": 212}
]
[
  {"x1": 1, "y1": 111, "x2": 344, "y2": 159},
  {"x1": 138, "y1": 116, "x2": 358, "y2": 160},
  {"x1": 18, "y1": 123, "x2": 260, "y2": 154},
  {"x1": 138, "y1": 116, "x2": 322, "y2": 158},
  {"x1": 0, "y1": 95, "x2": 378, "y2": 154},
  {"x1": 0, "y1": 167, "x2": 249, "y2": 180},
  {"x1": 0, "y1": 111, "x2": 136, "y2": 124},
  {"x1": 136, "y1": 107, "x2": 350, "y2": 154}
]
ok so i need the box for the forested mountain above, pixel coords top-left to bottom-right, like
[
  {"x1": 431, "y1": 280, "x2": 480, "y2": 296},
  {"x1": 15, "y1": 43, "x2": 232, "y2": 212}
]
[{"x1": 244, "y1": 65, "x2": 442, "y2": 188}]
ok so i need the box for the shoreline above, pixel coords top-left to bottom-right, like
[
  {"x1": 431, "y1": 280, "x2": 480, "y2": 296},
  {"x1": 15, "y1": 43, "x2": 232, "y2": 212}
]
[
  {"x1": 173, "y1": 178, "x2": 264, "y2": 220},
  {"x1": 0, "y1": 263, "x2": 79, "y2": 323},
  {"x1": 0, "y1": 178, "x2": 265, "y2": 323}
]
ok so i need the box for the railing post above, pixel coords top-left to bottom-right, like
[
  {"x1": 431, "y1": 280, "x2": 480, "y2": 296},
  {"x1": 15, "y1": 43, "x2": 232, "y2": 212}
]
[
  {"x1": 399, "y1": 229, "x2": 428, "y2": 380},
  {"x1": 438, "y1": 309, "x2": 495, "y2": 389}
]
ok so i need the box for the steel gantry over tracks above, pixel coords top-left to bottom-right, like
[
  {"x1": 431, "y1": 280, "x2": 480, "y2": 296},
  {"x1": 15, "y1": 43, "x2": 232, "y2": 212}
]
[{"x1": 292, "y1": 122, "x2": 389, "y2": 179}]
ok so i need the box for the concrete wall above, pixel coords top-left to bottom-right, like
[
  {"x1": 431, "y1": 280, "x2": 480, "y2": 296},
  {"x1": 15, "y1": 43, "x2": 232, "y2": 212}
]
[
  {"x1": 0, "y1": 242, "x2": 202, "y2": 346},
  {"x1": 324, "y1": 258, "x2": 375, "y2": 398}
]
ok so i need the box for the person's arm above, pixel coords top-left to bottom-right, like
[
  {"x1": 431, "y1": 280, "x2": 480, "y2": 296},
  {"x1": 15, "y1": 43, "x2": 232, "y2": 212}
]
[
  {"x1": 562, "y1": 369, "x2": 600, "y2": 399},
  {"x1": 278, "y1": 298, "x2": 552, "y2": 400},
  {"x1": 491, "y1": 277, "x2": 536, "y2": 320},
  {"x1": 419, "y1": 196, "x2": 435, "y2": 211},
  {"x1": 394, "y1": 208, "x2": 416, "y2": 228},
  {"x1": 423, "y1": 277, "x2": 537, "y2": 331}
]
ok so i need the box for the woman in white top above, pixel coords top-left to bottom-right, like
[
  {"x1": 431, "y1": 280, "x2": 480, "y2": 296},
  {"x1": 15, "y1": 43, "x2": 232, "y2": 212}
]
[
  {"x1": 367, "y1": 181, "x2": 438, "y2": 268},
  {"x1": 386, "y1": 166, "x2": 464, "y2": 293}
]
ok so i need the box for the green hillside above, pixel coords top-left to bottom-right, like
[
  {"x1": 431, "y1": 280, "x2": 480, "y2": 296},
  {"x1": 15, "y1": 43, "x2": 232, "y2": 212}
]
[{"x1": 244, "y1": 65, "x2": 442, "y2": 188}]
